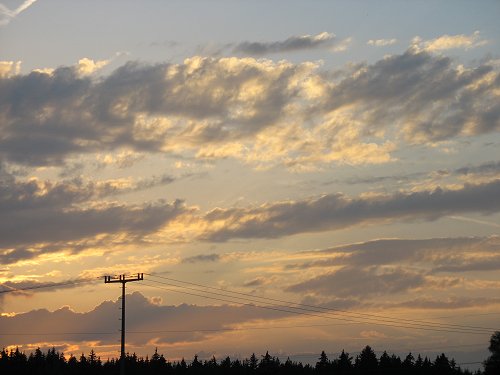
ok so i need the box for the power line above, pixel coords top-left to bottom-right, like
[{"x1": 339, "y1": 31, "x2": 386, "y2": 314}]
[
  {"x1": 1, "y1": 274, "x2": 496, "y2": 337},
  {"x1": 141, "y1": 276, "x2": 496, "y2": 334},
  {"x1": 0, "y1": 323, "x2": 371, "y2": 337},
  {"x1": 0, "y1": 277, "x2": 100, "y2": 294},
  {"x1": 145, "y1": 273, "x2": 498, "y2": 333},
  {"x1": 140, "y1": 278, "x2": 490, "y2": 334},
  {"x1": 137, "y1": 280, "x2": 493, "y2": 335}
]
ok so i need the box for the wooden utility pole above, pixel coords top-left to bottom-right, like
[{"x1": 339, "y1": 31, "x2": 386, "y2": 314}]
[{"x1": 104, "y1": 273, "x2": 144, "y2": 375}]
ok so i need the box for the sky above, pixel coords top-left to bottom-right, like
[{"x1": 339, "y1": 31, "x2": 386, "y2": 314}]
[{"x1": 1, "y1": 0, "x2": 500, "y2": 370}]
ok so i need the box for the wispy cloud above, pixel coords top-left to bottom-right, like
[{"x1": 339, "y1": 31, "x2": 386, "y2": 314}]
[
  {"x1": 0, "y1": 60, "x2": 21, "y2": 77},
  {"x1": 233, "y1": 32, "x2": 336, "y2": 55},
  {"x1": 367, "y1": 38, "x2": 397, "y2": 47},
  {"x1": 199, "y1": 180, "x2": 500, "y2": 241},
  {"x1": 287, "y1": 266, "x2": 426, "y2": 298},
  {"x1": 182, "y1": 253, "x2": 220, "y2": 264},
  {"x1": 412, "y1": 31, "x2": 488, "y2": 52},
  {"x1": 0, "y1": 0, "x2": 37, "y2": 26}
]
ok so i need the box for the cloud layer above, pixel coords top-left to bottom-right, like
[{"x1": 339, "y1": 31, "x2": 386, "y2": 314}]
[
  {"x1": 0, "y1": 291, "x2": 286, "y2": 348},
  {"x1": 1, "y1": 48, "x2": 498, "y2": 169},
  {"x1": 278, "y1": 236, "x2": 500, "y2": 308},
  {"x1": 0, "y1": 164, "x2": 188, "y2": 263},
  {"x1": 233, "y1": 32, "x2": 336, "y2": 55},
  {"x1": 200, "y1": 180, "x2": 500, "y2": 241}
]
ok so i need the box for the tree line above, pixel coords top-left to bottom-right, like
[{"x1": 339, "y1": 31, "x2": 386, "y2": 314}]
[{"x1": 1, "y1": 331, "x2": 499, "y2": 375}]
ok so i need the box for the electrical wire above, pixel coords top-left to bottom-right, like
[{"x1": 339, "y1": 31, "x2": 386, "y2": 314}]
[
  {"x1": 0, "y1": 277, "x2": 100, "y2": 294},
  {"x1": 147, "y1": 274, "x2": 496, "y2": 330},
  {"x1": 142, "y1": 275, "x2": 497, "y2": 334},
  {"x1": 137, "y1": 280, "x2": 494, "y2": 335}
]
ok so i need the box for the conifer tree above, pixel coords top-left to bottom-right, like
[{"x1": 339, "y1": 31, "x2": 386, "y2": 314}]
[{"x1": 484, "y1": 331, "x2": 500, "y2": 375}]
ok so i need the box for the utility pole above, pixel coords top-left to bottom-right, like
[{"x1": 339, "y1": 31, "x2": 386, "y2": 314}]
[{"x1": 104, "y1": 273, "x2": 144, "y2": 375}]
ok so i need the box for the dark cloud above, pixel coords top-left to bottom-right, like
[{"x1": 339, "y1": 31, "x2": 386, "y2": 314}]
[
  {"x1": 0, "y1": 58, "x2": 305, "y2": 166},
  {"x1": 0, "y1": 278, "x2": 97, "y2": 296},
  {"x1": 334, "y1": 172, "x2": 426, "y2": 186},
  {"x1": 243, "y1": 277, "x2": 267, "y2": 287},
  {"x1": 182, "y1": 253, "x2": 220, "y2": 264},
  {"x1": 0, "y1": 291, "x2": 286, "y2": 348},
  {"x1": 0, "y1": 247, "x2": 44, "y2": 265},
  {"x1": 0, "y1": 166, "x2": 188, "y2": 261},
  {"x1": 200, "y1": 180, "x2": 500, "y2": 241},
  {"x1": 388, "y1": 296, "x2": 500, "y2": 310},
  {"x1": 285, "y1": 257, "x2": 349, "y2": 270},
  {"x1": 455, "y1": 160, "x2": 500, "y2": 176},
  {"x1": 323, "y1": 160, "x2": 500, "y2": 187},
  {"x1": 1, "y1": 199, "x2": 185, "y2": 248},
  {"x1": 0, "y1": 277, "x2": 98, "y2": 308},
  {"x1": 284, "y1": 237, "x2": 500, "y2": 275},
  {"x1": 321, "y1": 237, "x2": 497, "y2": 266},
  {"x1": 286, "y1": 266, "x2": 426, "y2": 298},
  {"x1": 233, "y1": 32, "x2": 335, "y2": 55},
  {"x1": 432, "y1": 256, "x2": 500, "y2": 273},
  {"x1": 321, "y1": 50, "x2": 499, "y2": 142},
  {"x1": 0, "y1": 50, "x2": 497, "y2": 168}
]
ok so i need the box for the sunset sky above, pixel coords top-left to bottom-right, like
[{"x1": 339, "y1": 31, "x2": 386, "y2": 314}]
[{"x1": 1, "y1": 0, "x2": 500, "y2": 369}]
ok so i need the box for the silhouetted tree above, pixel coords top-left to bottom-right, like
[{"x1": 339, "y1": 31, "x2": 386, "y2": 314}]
[
  {"x1": 355, "y1": 346, "x2": 378, "y2": 374},
  {"x1": 258, "y1": 351, "x2": 279, "y2": 375},
  {"x1": 421, "y1": 356, "x2": 433, "y2": 374},
  {"x1": 433, "y1": 353, "x2": 452, "y2": 375},
  {"x1": 484, "y1": 331, "x2": 500, "y2": 375},
  {"x1": 0, "y1": 346, "x2": 480, "y2": 375},
  {"x1": 377, "y1": 351, "x2": 390, "y2": 373},
  {"x1": 231, "y1": 358, "x2": 243, "y2": 374},
  {"x1": 332, "y1": 350, "x2": 353, "y2": 374},
  {"x1": 176, "y1": 357, "x2": 188, "y2": 375},
  {"x1": 315, "y1": 351, "x2": 330, "y2": 374},
  {"x1": 245, "y1": 353, "x2": 258, "y2": 372}
]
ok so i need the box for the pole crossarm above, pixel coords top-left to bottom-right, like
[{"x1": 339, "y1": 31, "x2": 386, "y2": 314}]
[
  {"x1": 104, "y1": 273, "x2": 144, "y2": 375},
  {"x1": 104, "y1": 273, "x2": 144, "y2": 284}
]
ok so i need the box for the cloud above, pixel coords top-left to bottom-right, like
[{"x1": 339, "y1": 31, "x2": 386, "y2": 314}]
[
  {"x1": 281, "y1": 236, "x2": 500, "y2": 301},
  {"x1": 0, "y1": 50, "x2": 498, "y2": 169},
  {"x1": 0, "y1": 277, "x2": 96, "y2": 296},
  {"x1": 243, "y1": 277, "x2": 268, "y2": 288},
  {"x1": 233, "y1": 32, "x2": 336, "y2": 55},
  {"x1": 388, "y1": 296, "x2": 500, "y2": 310},
  {"x1": 199, "y1": 180, "x2": 500, "y2": 241},
  {"x1": 95, "y1": 151, "x2": 145, "y2": 169},
  {"x1": 413, "y1": 31, "x2": 488, "y2": 52},
  {"x1": 0, "y1": 277, "x2": 98, "y2": 308},
  {"x1": 0, "y1": 0, "x2": 37, "y2": 26},
  {"x1": 32, "y1": 56, "x2": 114, "y2": 77},
  {"x1": 0, "y1": 291, "x2": 287, "y2": 348},
  {"x1": 0, "y1": 57, "x2": 319, "y2": 166},
  {"x1": 331, "y1": 37, "x2": 352, "y2": 52},
  {"x1": 322, "y1": 50, "x2": 500, "y2": 144},
  {"x1": 286, "y1": 266, "x2": 426, "y2": 298},
  {"x1": 283, "y1": 236, "x2": 500, "y2": 274},
  {"x1": 322, "y1": 160, "x2": 500, "y2": 188},
  {"x1": 455, "y1": 160, "x2": 500, "y2": 176},
  {"x1": 0, "y1": 165, "x2": 189, "y2": 261},
  {"x1": 182, "y1": 253, "x2": 220, "y2": 264},
  {"x1": 432, "y1": 257, "x2": 500, "y2": 273},
  {"x1": 0, "y1": 60, "x2": 21, "y2": 78},
  {"x1": 76, "y1": 58, "x2": 110, "y2": 76},
  {"x1": 367, "y1": 39, "x2": 397, "y2": 47}
]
